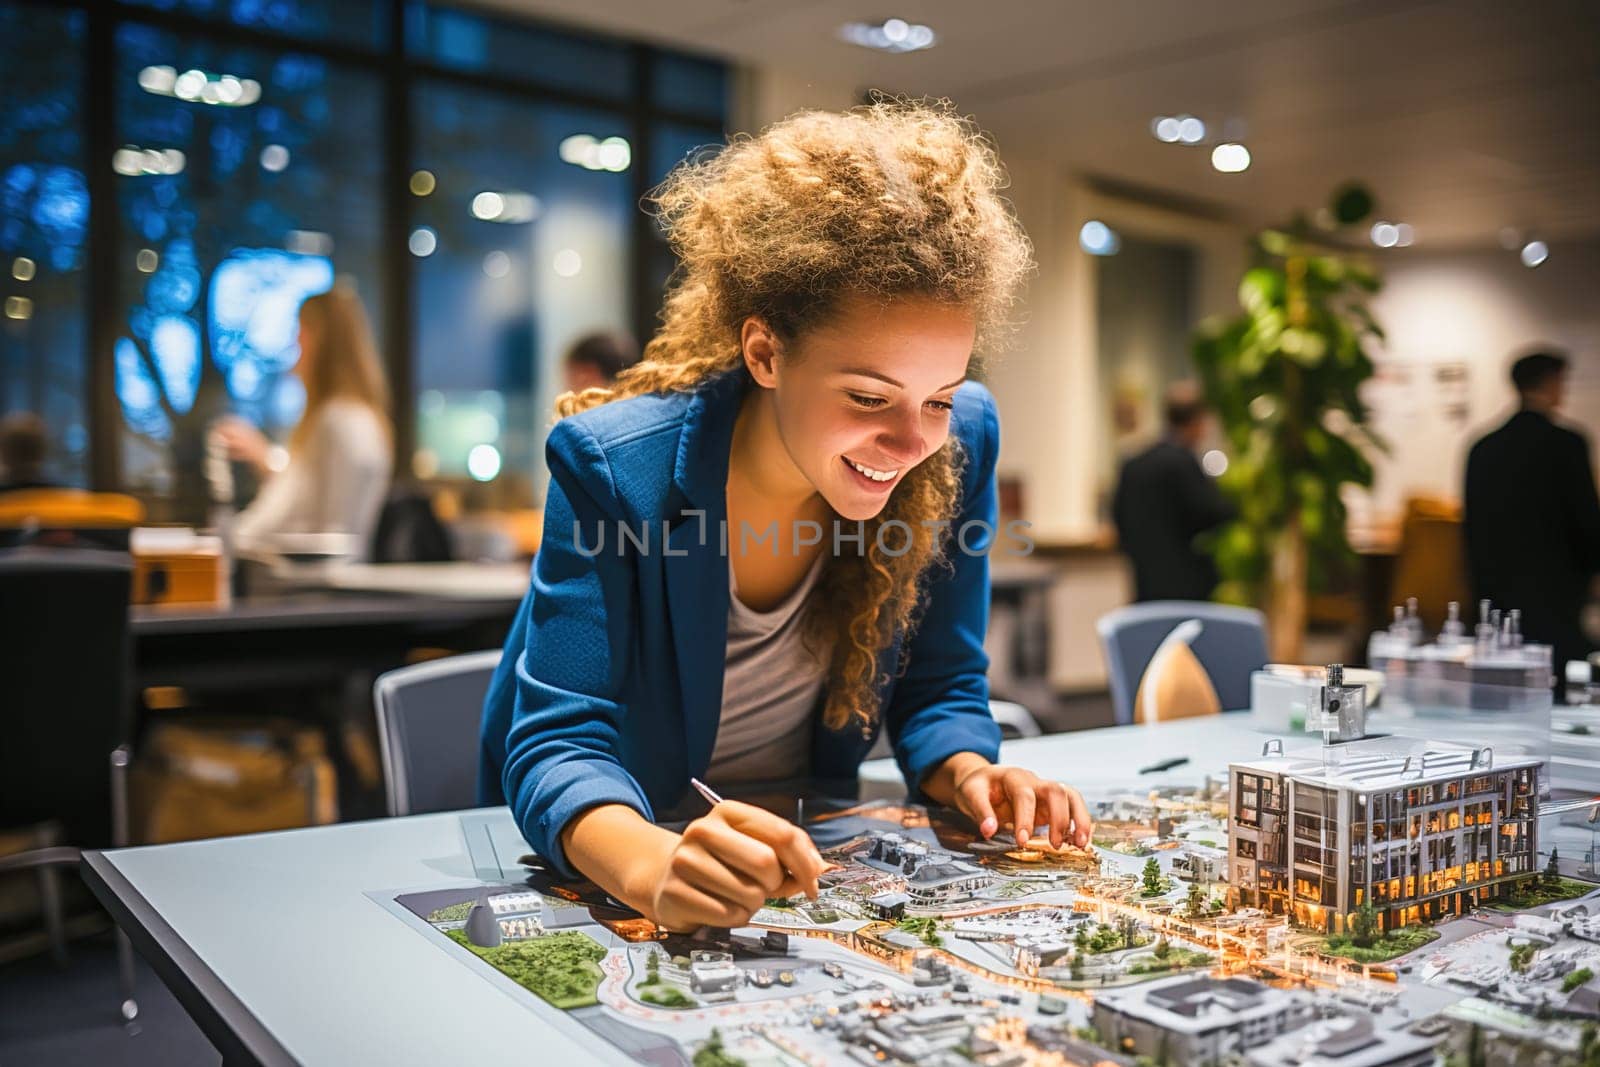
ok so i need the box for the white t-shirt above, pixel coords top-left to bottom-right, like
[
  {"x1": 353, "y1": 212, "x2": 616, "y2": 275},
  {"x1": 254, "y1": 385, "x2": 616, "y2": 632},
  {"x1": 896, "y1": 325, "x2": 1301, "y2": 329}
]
[
  {"x1": 706, "y1": 554, "x2": 828, "y2": 784},
  {"x1": 232, "y1": 400, "x2": 392, "y2": 561}
]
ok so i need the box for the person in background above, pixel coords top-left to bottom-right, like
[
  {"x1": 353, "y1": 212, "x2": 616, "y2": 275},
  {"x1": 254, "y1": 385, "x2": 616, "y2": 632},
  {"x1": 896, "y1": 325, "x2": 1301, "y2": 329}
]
[
  {"x1": 1111, "y1": 381, "x2": 1236, "y2": 602},
  {"x1": 0, "y1": 411, "x2": 56, "y2": 493},
  {"x1": 214, "y1": 284, "x2": 393, "y2": 558},
  {"x1": 561, "y1": 330, "x2": 640, "y2": 394},
  {"x1": 1465, "y1": 349, "x2": 1600, "y2": 681}
]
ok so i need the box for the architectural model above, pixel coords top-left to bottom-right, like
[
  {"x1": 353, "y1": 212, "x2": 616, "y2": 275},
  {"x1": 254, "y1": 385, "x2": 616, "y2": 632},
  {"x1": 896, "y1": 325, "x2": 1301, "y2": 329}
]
[{"x1": 379, "y1": 620, "x2": 1600, "y2": 1066}]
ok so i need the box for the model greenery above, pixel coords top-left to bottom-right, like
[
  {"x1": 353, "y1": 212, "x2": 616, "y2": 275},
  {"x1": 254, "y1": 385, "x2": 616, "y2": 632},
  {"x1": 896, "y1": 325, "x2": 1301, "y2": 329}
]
[
  {"x1": 446, "y1": 929, "x2": 606, "y2": 1009},
  {"x1": 693, "y1": 1028, "x2": 746, "y2": 1067},
  {"x1": 1141, "y1": 858, "x2": 1168, "y2": 897},
  {"x1": 1321, "y1": 923, "x2": 1437, "y2": 964},
  {"x1": 896, "y1": 916, "x2": 943, "y2": 948},
  {"x1": 1192, "y1": 182, "x2": 1386, "y2": 659}
]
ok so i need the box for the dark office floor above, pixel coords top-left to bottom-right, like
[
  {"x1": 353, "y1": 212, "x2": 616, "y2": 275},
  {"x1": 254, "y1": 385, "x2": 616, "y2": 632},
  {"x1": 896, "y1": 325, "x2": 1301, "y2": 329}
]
[{"x1": 0, "y1": 930, "x2": 219, "y2": 1066}]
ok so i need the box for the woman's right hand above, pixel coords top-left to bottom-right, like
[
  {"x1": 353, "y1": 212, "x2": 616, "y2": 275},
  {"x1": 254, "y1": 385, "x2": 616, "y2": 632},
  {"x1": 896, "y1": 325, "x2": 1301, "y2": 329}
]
[
  {"x1": 638, "y1": 800, "x2": 827, "y2": 932},
  {"x1": 211, "y1": 416, "x2": 272, "y2": 473}
]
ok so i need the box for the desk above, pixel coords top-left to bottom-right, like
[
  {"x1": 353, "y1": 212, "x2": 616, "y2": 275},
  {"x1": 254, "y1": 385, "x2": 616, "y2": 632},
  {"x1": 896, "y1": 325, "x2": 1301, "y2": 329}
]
[
  {"x1": 81, "y1": 716, "x2": 1264, "y2": 1067},
  {"x1": 133, "y1": 591, "x2": 520, "y2": 692}
]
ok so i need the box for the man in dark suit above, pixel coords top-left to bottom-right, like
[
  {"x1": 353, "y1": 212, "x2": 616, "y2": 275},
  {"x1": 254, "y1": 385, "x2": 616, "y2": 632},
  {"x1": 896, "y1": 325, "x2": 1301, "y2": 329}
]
[
  {"x1": 1465, "y1": 349, "x2": 1600, "y2": 679},
  {"x1": 1112, "y1": 383, "x2": 1237, "y2": 602}
]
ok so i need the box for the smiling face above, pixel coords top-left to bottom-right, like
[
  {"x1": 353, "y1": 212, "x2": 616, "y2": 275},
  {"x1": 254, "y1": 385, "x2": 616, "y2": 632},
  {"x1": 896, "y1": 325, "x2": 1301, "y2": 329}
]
[{"x1": 741, "y1": 294, "x2": 976, "y2": 522}]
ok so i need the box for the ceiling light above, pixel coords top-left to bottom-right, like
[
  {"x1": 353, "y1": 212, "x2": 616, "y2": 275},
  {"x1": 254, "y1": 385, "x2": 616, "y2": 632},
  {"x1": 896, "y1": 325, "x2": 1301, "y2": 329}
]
[
  {"x1": 838, "y1": 18, "x2": 936, "y2": 53},
  {"x1": 1520, "y1": 240, "x2": 1549, "y2": 268},
  {"x1": 1210, "y1": 143, "x2": 1250, "y2": 173},
  {"x1": 156, "y1": 67, "x2": 259, "y2": 106},
  {"x1": 259, "y1": 144, "x2": 289, "y2": 172},
  {"x1": 408, "y1": 227, "x2": 437, "y2": 257},
  {"x1": 558, "y1": 134, "x2": 631, "y2": 173},
  {"x1": 409, "y1": 170, "x2": 436, "y2": 196},
  {"x1": 552, "y1": 249, "x2": 583, "y2": 277},
  {"x1": 1393, "y1": 223, "x2": 1415, "y2": 247},
  {"x1": 1370, "y1": 222, "x2": 1399, "y2": 248},
  {"x1": 1078, "y1": 220, "x2": 1120, "y2": 256},
  {"x1": 1151, "y1": 116, "x2": 1182, "y2": 143},
  {"x1": 112, "y1": 146, "x2": 186, "y2": 176},
  {"x1": 471, "y1": 191, "x2": 504, "y2": 220},
  {"x1": 1177, "y1": 116, "x2": 1206, "y2": 145}
]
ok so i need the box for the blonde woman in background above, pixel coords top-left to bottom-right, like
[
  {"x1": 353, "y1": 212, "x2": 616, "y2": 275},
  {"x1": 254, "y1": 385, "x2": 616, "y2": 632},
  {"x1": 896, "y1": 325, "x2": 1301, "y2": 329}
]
[{"x1": 215, "y1": 284, "x2": 393, "y2": 559}]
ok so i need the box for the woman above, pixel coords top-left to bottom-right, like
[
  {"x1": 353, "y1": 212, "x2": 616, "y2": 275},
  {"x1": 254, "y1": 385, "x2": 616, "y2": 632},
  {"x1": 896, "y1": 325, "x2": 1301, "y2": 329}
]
[
  {"x1": 216, "y1": 284, "x2": 393, "y2": 559},
  {"x1": 479, "y1": 102, "x2": 1091, "y2": 932}
]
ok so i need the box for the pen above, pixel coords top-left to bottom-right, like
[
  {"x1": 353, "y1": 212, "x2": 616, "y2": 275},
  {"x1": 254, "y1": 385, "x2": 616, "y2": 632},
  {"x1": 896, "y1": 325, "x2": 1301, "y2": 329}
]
[
  {"x1": 1139, "y1": 756, "x2": 1190, "y2": 774},
  {"x1": 690, "y1": 777, "x2": 724, "y2": 807},
  {"x1": 690, "y1": 778, "x2": 839, "y2": 882}
]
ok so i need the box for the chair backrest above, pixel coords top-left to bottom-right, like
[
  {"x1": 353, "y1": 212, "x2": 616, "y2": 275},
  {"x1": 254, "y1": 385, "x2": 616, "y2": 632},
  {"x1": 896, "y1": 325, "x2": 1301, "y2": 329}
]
[
  {"x1": 373, "y1": 650, "x2": 501, "y2": 816},
  {"x1": 1096, "y1": 600, "x2": 1269, "y2": 725},
  {"x1": 0, "y1": 547, "x2": 133, "y2": 845},
  {"x1": 1387, "y1": 495, "x2": 1467, "y2": 632}
]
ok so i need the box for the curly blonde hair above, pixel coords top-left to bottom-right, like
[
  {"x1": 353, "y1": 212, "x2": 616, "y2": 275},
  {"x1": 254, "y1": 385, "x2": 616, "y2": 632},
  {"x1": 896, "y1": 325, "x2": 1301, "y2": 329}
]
[{"x1": 559, "y1": 100, "x2": 1032, "y2": 732}]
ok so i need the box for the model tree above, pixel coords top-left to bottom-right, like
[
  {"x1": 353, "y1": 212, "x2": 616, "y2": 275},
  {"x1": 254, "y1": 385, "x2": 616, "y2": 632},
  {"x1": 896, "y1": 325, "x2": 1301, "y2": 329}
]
[
  {"x1": 1547, "y1": 848, "x2": 1562, "y2": 887},
  {"x1": 1153, "y1": 935, "x2": 1172, "y2": 960},
  {"x1": 1186, "y1": 883, "x2": 1206, "y2": 921},
  {"x1": 1349, "y1": 903, "x2": 1380, "y2": 948},
  {"x1": 1118, "y1": 914, "x2": 1142, "y2": 951},
  {"x1": 693, "y1": 1028, "x2": 745, "y2": 1067},
  {"x1": 1141, "y1": 858, "x2": 1166, "y2": 896}
]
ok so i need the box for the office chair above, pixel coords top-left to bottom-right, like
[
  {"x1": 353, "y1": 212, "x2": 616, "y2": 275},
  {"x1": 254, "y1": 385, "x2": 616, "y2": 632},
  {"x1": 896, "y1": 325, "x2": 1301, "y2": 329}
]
[
  {"x1": 373, "y1": 650, "x2": 502, "y2": 816},
  {"x1": 0, "y1": 547, "x2": 139, "y2": 1020},
  {"x1": 1096, "y1": 600, "x2": 1269, "y2": 725}
]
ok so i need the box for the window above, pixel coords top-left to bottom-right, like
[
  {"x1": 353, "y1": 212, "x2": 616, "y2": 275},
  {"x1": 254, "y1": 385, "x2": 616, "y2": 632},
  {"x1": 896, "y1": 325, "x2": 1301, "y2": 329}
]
[
  {"x1": 410, "y1": 84, "x2": 634, "y2": 495},
  {"x1": 112, "y1": 22, "x2": 385, "y2": 507},
  {"x1": 118, "y1": 0, "x2": 387, "y2": 47},
  {"x1": 651, "y1": 53, "x2": 729, "y2": 121},
  {"x1": 1, "y1": 5, "x2": 89, "y2": 486},
  {"x1": 406, "y1": 5, "x2": 631, "y2": 99},
  {"x1": 1, "y1": 2, "x2": 727, "y2": 503}
]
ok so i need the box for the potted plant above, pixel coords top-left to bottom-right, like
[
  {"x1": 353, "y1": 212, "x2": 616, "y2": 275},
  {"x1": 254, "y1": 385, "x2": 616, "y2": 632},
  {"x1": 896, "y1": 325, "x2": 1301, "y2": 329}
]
[{"x1": 1192, "y1": 183, "x2": 1387, "y2": 659}]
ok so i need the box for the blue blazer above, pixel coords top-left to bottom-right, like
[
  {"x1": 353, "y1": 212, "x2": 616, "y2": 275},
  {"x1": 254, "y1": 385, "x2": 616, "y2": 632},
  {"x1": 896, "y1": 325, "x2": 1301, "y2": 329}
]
[{"x1": 477, "y1": 367, "x2": 1002, "y2": 876}]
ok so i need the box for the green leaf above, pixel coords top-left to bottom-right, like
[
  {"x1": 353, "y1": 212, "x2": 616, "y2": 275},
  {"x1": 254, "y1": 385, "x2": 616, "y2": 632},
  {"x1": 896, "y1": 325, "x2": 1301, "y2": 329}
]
[
  {"x1": 1239, "y1": 267, "x2": 1284, "y2": 316},
  {"x1": 1258, "y1": 230, "x2": 1292, "y2": 257},
  {"x1": 1279, "y1": 328, "x2": 1328, "y2": 366}
]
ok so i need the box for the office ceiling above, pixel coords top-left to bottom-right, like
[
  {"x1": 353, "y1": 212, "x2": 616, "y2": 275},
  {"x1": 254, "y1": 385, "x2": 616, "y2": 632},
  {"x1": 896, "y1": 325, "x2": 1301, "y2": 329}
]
[{"x1": 486, "y1": 0, "x2": 1600, "y2": 248}]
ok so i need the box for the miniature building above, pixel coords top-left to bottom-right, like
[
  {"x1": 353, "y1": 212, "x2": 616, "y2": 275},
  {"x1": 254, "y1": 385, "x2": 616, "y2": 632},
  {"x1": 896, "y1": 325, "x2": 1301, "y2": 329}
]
[
  {"x1": 729, "y1": 929, "x2": 791, "y2": 957},
  {"x1": 1092, "y1": 974, "x2": 1314, "y2": 1065},
  {"x1": 866, "y1": 891, "x2": 910, "y2": 920},
  {"x1": 463, "y1": 901, "x2": 502, "y2": 948},
  {"x1": 1012, "y1": 935, "x2": 1072, "y2": 975},
  {"x1": 1229, "y1": 736, "x2": 1540, "y2": 932},
  {"x1": 848, "y1": 1003, "x2": 980, "y2": 1061},
  {"x1": 687, "y1": 950, "x2": 741, "y2": 1000},
  {"x1": 486, "y1": 890, "x2": 546, "y2": 915},
  {"x1": 905, "y1": 861, "x2": 992, "y2": 908},
  {"x1": 910, "y1": 950, "x2": 951, "y2": 986},
  {"x1": 1245, "y1": 1015, "x2": 1437, "y2": 1067},
  {"x1": 1172, "y1": 850, "x2": 1223, "y2": 884}
]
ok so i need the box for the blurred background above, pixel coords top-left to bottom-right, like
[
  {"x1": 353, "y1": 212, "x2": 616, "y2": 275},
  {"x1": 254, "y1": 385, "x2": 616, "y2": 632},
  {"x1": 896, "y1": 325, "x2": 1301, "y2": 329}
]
[{"x1": 0, "y1": 0, "x2": 1597, "y2": 1058}]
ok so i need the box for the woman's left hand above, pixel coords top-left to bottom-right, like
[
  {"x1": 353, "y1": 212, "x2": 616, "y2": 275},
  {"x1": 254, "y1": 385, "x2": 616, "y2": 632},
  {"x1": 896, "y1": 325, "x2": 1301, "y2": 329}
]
[{"x1": 947, "y1": 760, "x2": 1092, "y2": 850}]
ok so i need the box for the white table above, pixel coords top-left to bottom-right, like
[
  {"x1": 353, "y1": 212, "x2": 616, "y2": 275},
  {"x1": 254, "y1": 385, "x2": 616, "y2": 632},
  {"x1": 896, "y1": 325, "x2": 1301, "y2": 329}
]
[
  {"x1": 861, "y1": 711, "x2": 1274, "y2": 799},
  {"x1": 83, "y1": 715, "x2": 1271, "y2": 1066}
]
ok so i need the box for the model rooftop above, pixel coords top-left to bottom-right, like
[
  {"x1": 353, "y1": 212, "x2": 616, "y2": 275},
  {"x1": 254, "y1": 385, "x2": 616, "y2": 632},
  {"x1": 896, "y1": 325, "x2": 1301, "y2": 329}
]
[
  {"x1": 1229, "y1": 735, "x2": 1539, "y2": 792},
  {"x1": 1095, "y1": 975, "x2": 1304, "y2": 1035}
]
